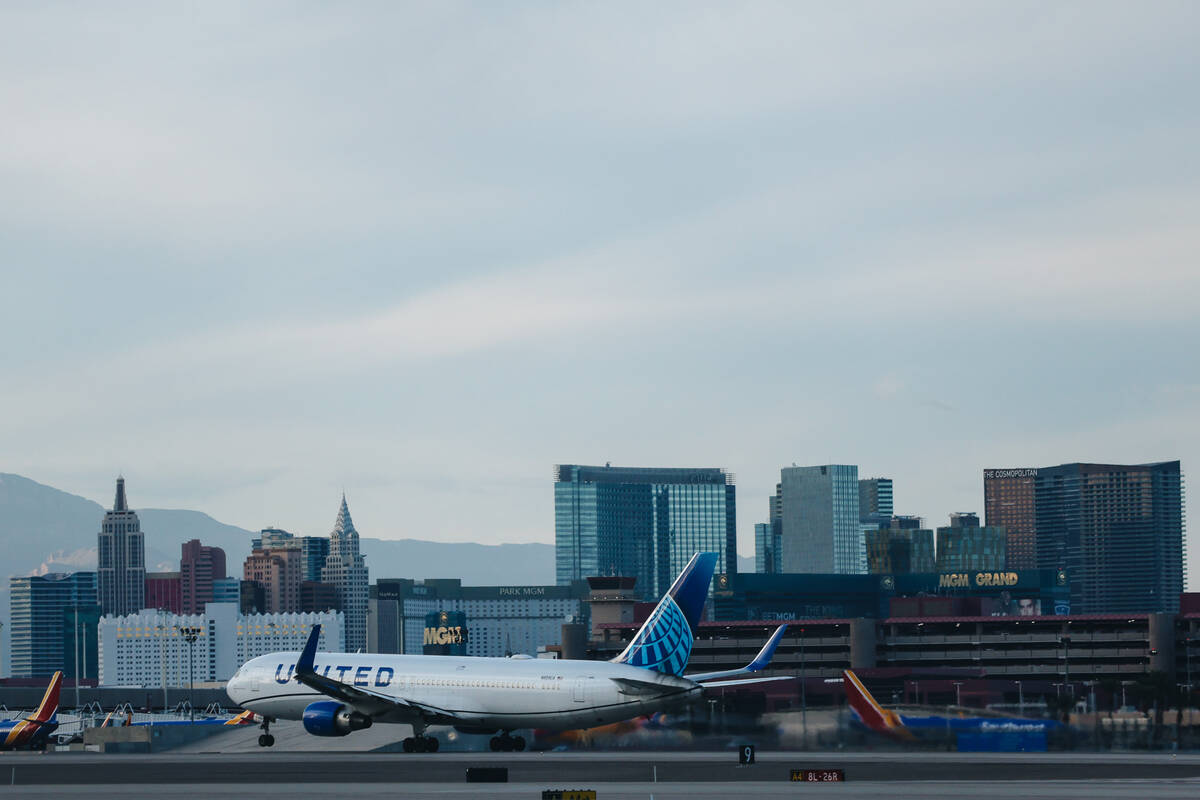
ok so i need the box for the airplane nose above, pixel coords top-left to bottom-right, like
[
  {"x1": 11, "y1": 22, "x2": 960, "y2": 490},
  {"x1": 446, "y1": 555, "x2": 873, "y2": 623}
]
[{"x1": 226, "y1": 671, "x2": 245, "y2": 704}]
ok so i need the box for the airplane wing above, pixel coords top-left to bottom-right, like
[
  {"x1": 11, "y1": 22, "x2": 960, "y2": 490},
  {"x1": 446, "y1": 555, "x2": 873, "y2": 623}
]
[
  {"x1": 293, "y1": 626, "x2": 460, "y2": 723},
  {"x1": 698, "y1": 676, "x2": 794, "y2": 689},
  {"x1": 686, "y1": 625, "x2": 788, "y2": 683},
  {"x1": 609, "y1": 676, "x2": 692, "y2": 697}
]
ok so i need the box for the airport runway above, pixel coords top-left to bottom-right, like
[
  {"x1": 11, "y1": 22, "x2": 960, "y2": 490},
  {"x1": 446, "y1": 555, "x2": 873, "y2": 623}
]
[
  {"x1": 3, "y1": 781, "x2": 1200, "y2": 800},
  {"x1": 3, "y1": 750, "x2": 1200, "y2": 796}
]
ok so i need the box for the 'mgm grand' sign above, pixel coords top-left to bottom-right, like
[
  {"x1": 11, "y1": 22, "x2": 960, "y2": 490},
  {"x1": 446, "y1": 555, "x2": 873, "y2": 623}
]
[{"x1": 938, "y1": 571, "x2": 1020, "y2": 589}]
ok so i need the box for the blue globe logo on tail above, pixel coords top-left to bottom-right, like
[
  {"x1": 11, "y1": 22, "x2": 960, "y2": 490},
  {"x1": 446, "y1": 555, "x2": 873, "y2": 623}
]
[
  {"x1": 619, "y1": 596, "x2": 693, "y2": 675},
  {"x1": 614, "y1": 552, "x2": 718, "y2": 676}
]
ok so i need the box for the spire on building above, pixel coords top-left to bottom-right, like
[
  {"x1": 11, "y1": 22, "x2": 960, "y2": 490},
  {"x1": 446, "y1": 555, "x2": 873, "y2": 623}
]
[
  {"x1": 332, "y1": 493, "x2": 357, "y2": 539},
  {"x1": 114, "y1": 476, "x2": 128, "y2": 512},
  {"x1": 323, "y1": 492, "x2": 368, "y2": 652}
]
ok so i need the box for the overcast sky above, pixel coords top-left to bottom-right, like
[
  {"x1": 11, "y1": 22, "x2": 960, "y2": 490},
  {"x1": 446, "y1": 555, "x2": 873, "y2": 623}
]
[{"x1": 2, "y1": 2, "x2": 1197, "y2": 587}]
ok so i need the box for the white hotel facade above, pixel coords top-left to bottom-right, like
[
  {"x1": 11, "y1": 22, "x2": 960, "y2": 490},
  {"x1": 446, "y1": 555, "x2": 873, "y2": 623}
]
[{"x1": 98, "y1": 603, "x2": 344, "y2": 686}]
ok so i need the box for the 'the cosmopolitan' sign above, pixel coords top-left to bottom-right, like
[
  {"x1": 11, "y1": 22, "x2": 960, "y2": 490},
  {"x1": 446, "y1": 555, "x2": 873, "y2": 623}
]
[{"x1": 984, "y1": 469, "x2": 1037, "y2": 479}]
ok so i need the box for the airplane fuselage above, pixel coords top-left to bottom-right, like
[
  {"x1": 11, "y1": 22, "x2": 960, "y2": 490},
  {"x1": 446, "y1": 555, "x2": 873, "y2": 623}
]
[
  {"x1": 0, "y1": 719, "x2": 58, "y2": 751},
  {"x1": 227, "y1": 651, "x2": 700, "y2": 732}
]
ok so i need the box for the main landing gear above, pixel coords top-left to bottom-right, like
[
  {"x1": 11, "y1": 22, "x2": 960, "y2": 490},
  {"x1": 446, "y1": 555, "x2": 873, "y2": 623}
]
[
  {"x1": 402, "y1": 735, "x2": 440, "y2": 753},
  {"x1": 257, "y1": 716, "x2": 276, "y2": 748},
  {"x1": 403, "y1": 722, "x2": 440, "y2": 753},
  {"x1": 489, "y1": 733, "x2": 525, "y2": 752}
]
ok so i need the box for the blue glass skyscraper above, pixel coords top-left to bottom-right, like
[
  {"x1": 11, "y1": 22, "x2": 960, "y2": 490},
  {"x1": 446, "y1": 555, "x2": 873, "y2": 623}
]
[
  {"x1": 554, "y1": 464, "x2": 737, "y2": 600},
  {"x1": 779, "y1": 464, "x2": 864, "y2": 574}
]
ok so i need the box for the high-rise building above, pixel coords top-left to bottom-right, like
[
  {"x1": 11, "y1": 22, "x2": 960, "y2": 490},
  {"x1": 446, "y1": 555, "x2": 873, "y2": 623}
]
[
  {"x1": 754, "y1": 522, "x2": 782, "y2": 574},
  {"x1": 211, "y1": 576, "x2": 241, "y2": 604},
  {"x1": 181, "y1": 540, "x2": 227, "y2": 615},
  {"x1": 866, "y1": 528, "x2": 935, "y2": 574},
  {"x1": 935, "y1": 520, "x2": 1007, "y2": 572},
  {"x1": 145, "y1": 571, "x2": 182, "y2": 614},
  {"x1": 779, "y1": 464, "x2": 863, "y2": 574},
  {"x1": 755, "y1": 485, "x2": 784, "y2": 574},
  {"x1": 243, "y1": 545, "x2": 304, "y2": 614},
  {"x1": 859, "y1": 478, "x2": 894, "y2": 518},
  {"x1": 948, "y1": 512, "x2": 980, "y2": 528},
  {"x1": 322, "y1": 495, "x2": 369, "y2": 653},
  {"x1": 301, "y1": 581, "x2": 340, "y2": 614},
  {"x1": 97, "y1": 477, "x2": 145, "y2": 616},
  {"x1": 9, "y1": 572, "x2": 97, "y2": 678},
  {"x1": 1035, "y1": 461, "x2": 1184, "y2": 613},
  {"x1": 253, "y1": 528, "x2": 332, "y2": 584},
  {"x1": 984, "y1": 468, "x2": 1038, "y2": 569},
  {"x1": 554, "y1": 464, "x2": 737, "y2": 600}
]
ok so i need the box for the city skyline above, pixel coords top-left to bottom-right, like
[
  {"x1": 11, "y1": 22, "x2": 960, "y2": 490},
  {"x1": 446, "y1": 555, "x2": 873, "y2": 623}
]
[
  {"x1": 6, "y1": 458, "x2": 1189, "y2": 587},
  {"x1": 2, "y1": 4, "x2": 1197, "y2": 592}
]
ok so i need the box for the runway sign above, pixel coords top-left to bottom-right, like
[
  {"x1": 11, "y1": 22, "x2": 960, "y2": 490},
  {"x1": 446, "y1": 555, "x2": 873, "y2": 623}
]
[
  {"x1": 739, "y1": 744, "x2": 756, "y2": 764},
  {"x1": 465, "y1": 767, "x2": 508, "y2": 782},
  {"x1": 542, "y1": 791, "x2": 597, "y2": 800},
  {"x1": 791, "y1": 769, "x2": 845, "y2": 782}
]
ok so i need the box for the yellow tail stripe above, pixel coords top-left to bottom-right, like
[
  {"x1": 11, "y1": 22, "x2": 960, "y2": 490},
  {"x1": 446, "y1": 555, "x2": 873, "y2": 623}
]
[
  {"x1": 4, "y1": 720, "x2": 29, "y2": 747},
  {"x1": 845, "y1": 670, "x2": 891, "y2": 724}
]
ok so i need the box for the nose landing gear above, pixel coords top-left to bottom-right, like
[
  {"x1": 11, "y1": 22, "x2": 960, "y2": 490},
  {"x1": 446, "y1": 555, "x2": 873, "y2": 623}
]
[
  {"x1": 257, "y1": 716, "x2": 276, "y2": 747},
  {"x1": 489, "y1": 733, "x2": 525, "y2": 752}
]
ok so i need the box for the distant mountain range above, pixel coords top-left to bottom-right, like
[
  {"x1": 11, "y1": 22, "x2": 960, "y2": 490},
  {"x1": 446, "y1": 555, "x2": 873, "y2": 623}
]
[{"x1": 0, "y1": 473, "x2": 753, "y2": 675}]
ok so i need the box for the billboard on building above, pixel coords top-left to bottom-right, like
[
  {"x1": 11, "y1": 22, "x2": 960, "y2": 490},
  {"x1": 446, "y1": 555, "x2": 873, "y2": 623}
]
[{"x1": 423, "y1": 610, "x2": 468, "y2": 656}]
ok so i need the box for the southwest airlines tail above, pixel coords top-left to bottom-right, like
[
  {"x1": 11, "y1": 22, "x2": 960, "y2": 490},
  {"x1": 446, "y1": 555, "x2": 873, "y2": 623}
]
[
  {"x1": 28, "y1": 671, "x2": 62, "y2": 725},
  {"x1": 1, "y1": 671, "x2": 61, "y2": 750},
  {"x1": 843, "y1": 669, "x2": 913, "y2": 740},
  {"x1": 612, "y1": 552, "x2": 718, "y2": 676}
]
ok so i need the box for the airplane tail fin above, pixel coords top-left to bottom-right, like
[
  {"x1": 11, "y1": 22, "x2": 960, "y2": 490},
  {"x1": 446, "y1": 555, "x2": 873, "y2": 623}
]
[
  {"x1": 843, "y1": 669, "x2": 909, "y2": 737},
  {"x1": 28, "y1": 671, "x2": 62, "y2": 724},
  {"x1": 612, "y1": 552, "x2": 717, "y2": 676}
]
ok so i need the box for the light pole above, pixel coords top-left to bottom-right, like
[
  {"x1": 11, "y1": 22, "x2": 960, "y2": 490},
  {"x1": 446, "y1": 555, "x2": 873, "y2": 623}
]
[
  {"x1": 1016, "y1": 680, "x2": 1024, "y2": 715},
  {"x1": 953, "y1": 681, "x2": 963, "y2": 708},
  {"x1": 156, "y1": 622, "x2": 168, "y2": 711},
  {"x1": 799, "y1": 627, "x2": 807, "y2": 749},
  {"x1": 1060, "y1": 634, "x2": 1072, "y2": 698},
  {"x1": 1186, "y1": 636, "x2": 1194, "y2": 709},
  {"x1": 74, "y1": 607, "x2": 81, "y2": 709},
  {"x1": 179, "y1": 626, "x2": 202, "y2": 722}
]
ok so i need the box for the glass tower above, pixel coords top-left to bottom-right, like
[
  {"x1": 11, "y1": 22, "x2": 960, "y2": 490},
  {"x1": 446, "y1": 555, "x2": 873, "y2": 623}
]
[
  {"x1": 779, "y1": 464, "x2": 865, "y2": 574},
  {"x1": 1035, "y1": 461, "x2": 1184, "y2": 613},
  {"x1": 554, "y1": 465, "x2": 737, "y2": 600},
  {"x1": 9, "y1": 572, "x2": 97, "y2": 678}
]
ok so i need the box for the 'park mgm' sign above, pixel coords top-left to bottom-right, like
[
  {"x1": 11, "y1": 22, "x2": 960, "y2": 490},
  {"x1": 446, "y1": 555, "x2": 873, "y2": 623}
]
[
  {"x1": 424, "y1": 610, "x2": 469, "y2": 656},
  {"x1": 938, "y1": 571, "x2": 1021, "y2": 589}
]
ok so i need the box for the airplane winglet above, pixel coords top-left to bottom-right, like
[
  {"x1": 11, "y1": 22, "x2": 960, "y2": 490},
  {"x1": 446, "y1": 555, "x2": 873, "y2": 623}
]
[
  {"x1": 746, "y1": 624, "x2": 787, "y2": 672},
  {"x1": 687, "y1": 624, "x2": 789, "y2": 683},
  {"x1": 296, "y1": 624, "x2": 321, "y2": 676}
]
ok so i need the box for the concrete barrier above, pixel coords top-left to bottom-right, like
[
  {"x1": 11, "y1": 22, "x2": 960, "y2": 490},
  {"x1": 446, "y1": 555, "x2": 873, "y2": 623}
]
[{"x1": 84, "y1": 724, "x2": 232, "y2": 753}]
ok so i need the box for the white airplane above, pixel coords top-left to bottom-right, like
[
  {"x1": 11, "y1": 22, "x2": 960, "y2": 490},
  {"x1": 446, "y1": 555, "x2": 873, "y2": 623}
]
[{"x1": 226, "y1": 552, "x2": 786, "y2": 752}]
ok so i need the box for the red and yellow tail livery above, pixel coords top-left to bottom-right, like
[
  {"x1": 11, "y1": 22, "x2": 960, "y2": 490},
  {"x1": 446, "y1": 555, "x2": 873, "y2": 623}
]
[
  {"x1": 843, "y1": 669, "x2": 914, "y2": 741},
  {"x1": 1, "y1": 671, "x2": 62, "y2": 751}
]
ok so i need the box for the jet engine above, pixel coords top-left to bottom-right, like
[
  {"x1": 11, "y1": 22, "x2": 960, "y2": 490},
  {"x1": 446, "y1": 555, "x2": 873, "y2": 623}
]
[{"x1": 302, "y1": 701, "x2": 374, "y2": 737}]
